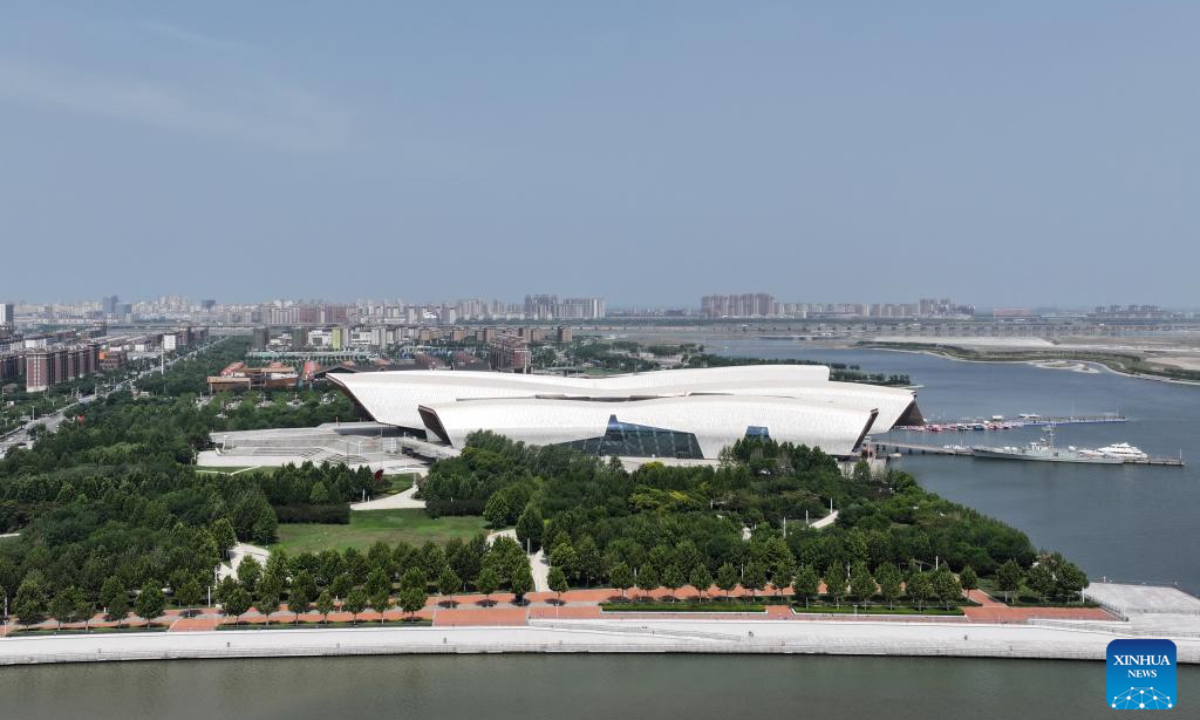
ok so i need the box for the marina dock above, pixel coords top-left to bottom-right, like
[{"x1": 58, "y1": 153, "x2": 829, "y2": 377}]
[
  {"x1": 897, "y1": 414, "x2": 1127, "y2": 433},
  {"x1": 869, "y1": 441, "x2": 1184, "y2": 467}
]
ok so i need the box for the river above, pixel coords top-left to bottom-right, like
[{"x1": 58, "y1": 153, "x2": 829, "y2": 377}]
[
  {"x1": 699, "y1": 338, "x2": 1200, "y2": 593},
  {"x1": 2, "y1": 655, "x2": 1195, "y2": 719}
]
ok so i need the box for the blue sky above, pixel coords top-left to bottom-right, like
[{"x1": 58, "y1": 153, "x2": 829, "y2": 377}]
[{"x1": 1, "y1": 1, "x2": 1196, "y2": 307}]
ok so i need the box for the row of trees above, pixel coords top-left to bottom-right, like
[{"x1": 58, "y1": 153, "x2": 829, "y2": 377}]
[{"x1": 419, "y1": 432, "x2": 1086, "y2": 606}]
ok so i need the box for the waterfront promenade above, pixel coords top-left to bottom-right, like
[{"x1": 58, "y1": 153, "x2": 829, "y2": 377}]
[{"x1": 3, "y1": 583, "x2": 1198, "y2": 666}]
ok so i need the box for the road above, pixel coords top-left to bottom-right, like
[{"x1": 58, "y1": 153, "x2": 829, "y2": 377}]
[{"x1": 0, "y1": 342, "x2": 216, "y2": 455}]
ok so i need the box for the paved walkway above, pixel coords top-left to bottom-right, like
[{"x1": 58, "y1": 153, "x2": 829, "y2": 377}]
[
  {"x1": 350, "y1": 485, "x2": 425, "y2": 511},
  {"x1": 216, "y1": 543, "x2": 270, "y2": 582},
  {"x1": 810, "y1": 509, "x2": 839, "y2": 529},
  {"x1": 961, "y1": 589, "x2": 1114, "y2": 624},
  {"x1": 7, "y1": 614, "x2": 1195, "y2": 666},
  {"x1": 0, "y1": 583, "x2": 1134, "y2": 640},
  {"x1": 530, "y1": 549, "x2": 550, "y2": 592}
]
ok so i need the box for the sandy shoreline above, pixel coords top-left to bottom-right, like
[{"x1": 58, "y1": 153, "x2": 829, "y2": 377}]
[{"x1": 869, "y1": 346, "x2": 1200, "y2": 387}]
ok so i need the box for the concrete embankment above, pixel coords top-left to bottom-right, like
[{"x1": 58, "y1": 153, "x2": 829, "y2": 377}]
[{"x1": 4, "y1": 619, "x2": 1198, "y2": 666}]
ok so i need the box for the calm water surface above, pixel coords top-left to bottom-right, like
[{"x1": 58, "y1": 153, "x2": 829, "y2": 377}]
[
  {"x1": 707, "y1": 338, "x2": 1200, "y2": 592},
  {"x1": 3, "y1": 655, "x2": 1195, "y2": 720}
]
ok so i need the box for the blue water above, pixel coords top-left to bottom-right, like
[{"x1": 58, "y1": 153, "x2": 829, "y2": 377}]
[{"x1": 714, "y1": 340, "x2": 1200, "y2": 592}]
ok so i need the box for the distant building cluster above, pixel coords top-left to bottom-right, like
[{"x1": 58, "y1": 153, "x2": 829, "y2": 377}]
[
  {"x1": 701, "y1": 294, "x2": 974, "y2": 319},
  {"x1": 207, "y1": 361, "x2": 298, "y2": 393},
  {"x1": 524, "y1": 295, "x2": 606, "y2": 321},
  {"x1": 0, "y1": 293, "x2": 605, "y2": 329},
  {"x1": 0, "y1": 325, "x2": 206, "y2": 392},
  {"x1": 1088, "y1": 304, "x2": 1168, "y2": 320}
]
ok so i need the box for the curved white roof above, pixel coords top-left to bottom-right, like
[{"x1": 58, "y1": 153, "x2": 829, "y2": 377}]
[
  {"x1": 419, "y1": 396, "x2": 877, "y2": 459},
  {"x1": 329, "y1": 365, "x2": 915, "y2": 433}
]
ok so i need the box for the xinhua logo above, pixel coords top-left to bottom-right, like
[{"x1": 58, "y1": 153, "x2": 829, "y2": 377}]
[{"x1": 1107, "y1": 639, "x2": 1177, "y2": 710}]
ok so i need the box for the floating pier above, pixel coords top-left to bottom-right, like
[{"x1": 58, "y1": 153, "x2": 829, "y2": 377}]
[
  {"x1": 869, "y1": 442, "x2": 1184, "y2": 467},
  {"x1": 896, "y1": 414, "x2": 1127, "y2": 433}
]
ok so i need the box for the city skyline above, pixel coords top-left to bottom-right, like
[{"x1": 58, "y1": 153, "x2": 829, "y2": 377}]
[{"x1": 2, "y1": 2, "x2": 1197, "y2": 306}]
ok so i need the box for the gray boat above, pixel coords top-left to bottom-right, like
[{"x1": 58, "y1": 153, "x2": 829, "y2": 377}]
[{"x1": 972, "y1": 427, "x2": 1124, "y2": 465}]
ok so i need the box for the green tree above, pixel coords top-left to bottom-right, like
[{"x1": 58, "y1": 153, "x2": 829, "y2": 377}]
[
  {"x1": 515, "y1": 504, "x2": 544, "y2": 552},
  {"x1": 288, "y1": 582, "x2": 313, "y2": 624},
  {"x1": 476, "y1": 567, "x2": 501, "y2": 604},
  {"x1": 849, "y1": 563, "x2": 876, "y2": 606},
  {"x1": 635, "y1": 564, "x2": 660, "y2": 600},
  {"x1": 575, "y1": 536, "x2": 603, "y2": 586},
  {"x1": 14, "y1": 579, "x2": 47, "y2": 628},
  {"x1": 510, "y1": 563, "x2": 534, "y2": 604},
  {"x1": 101, "y1": 578, "x2": 129, "y2": 627},
  {"x1": 224, "y1": 587, "x2": 252, "y2": 625},
  {"x1": 99, "y1": 576, "x2": 124, "y2": 614},
  {"x1": 175, "y1": 578, "x2": 203, "y2": 618},
  {"x1": 483, "y1": 494, "x2": 511, "y2": 528},
  {"x1": 371, "y1": 588, "x2": 392, "y2": 624},
  {"x1": 134, "y1": 582, "x2": 167, "y2": 626},
  {"x1": 876, "y1": 563, "x2": 902, "y2": 609},
  {"x1": 550, "y1": 542, "x2": 578, "y2": 582},
  {"x1": 715, "y1": 563, "x2": 739, "y2": 602},
  {"x1": 331, "y1": 573, "x2": 354, "y2": 601},
  {"x1": 997, "y1": 560, "x2": 1023, "y2": 604},
  {"x1": 257, "y1": 589, "x2": 281, "y2": 626},
  {"x1": 344, "y1": 587, "x2": 368, "y2": 624},
  {"x1": 661, "y1": 565, "x2": 685, "y2": 602},
  {"x1": 315, "y1": 590, "x2": 335, "y2": 624},
  {"x1": 689, "y1": 565, "x2": 713, "y2": 601},
  {"x1": 1026, "y1": 562, "x2": 1056, "y2": 604},
  {"x1": 438, "y1": 568, "x2": 462, "y2": 601},
  {"x1": 237, "y1": 555, "x2": 262, "y2": 595},
  {"x1": 932, "y1": 568, "x2": 962, "y2": 610},
  {"x1": 211, "y1": 518, "x2": 237, "y2": 558},
  {"x1": 792, "y1": 565, "x2": 820, "y2": 608},
  {"x1": 959, "y1": 566, "x2": 979, "y2": 598},
  {"x1": 823, "y1": 568, "x2": 847, "y2": 608},
  {"x1": 548, "y1": 566, "x2": 569, "y2": 602},
  {"x1": 610, "y1": 562, "x2": 634, "y2": 600},
  {"x1": 1056, "y1": 559, "x2": 1088, "y2": 604},
  {"x1": 50, "y1": 586, "x2": 88, "y2": 631},
  {"x1": 906, "y1": 571, "x2": 933, "y2": 611},
  {"x1": 399, "y1": 584, "x2": 427, "y2": 619},
  {"x1": 742, "y1": 562, "x2": 767, "y2": 599},
  {"x1": 309, "y1": 481, "x2": 330, "y2": 504},
  {"x1": 365, "y1": 568, "x2": 391, "y2": 599}
]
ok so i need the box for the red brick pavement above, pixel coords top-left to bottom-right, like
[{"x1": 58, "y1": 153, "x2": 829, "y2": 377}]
[
  {"x1": 434, "y1": 607, "x2": 527, "y2": 626},
  {"x1": 962, "y1": 589, "x2": 1117, "y2": 624},
  {"x1": 529, "y1": 605, "x2": 603, "y2": 620}
]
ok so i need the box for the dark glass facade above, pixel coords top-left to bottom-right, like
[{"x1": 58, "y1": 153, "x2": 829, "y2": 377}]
[{"x1": 558, "y1": 414, "x2": 704, "y2": 459}]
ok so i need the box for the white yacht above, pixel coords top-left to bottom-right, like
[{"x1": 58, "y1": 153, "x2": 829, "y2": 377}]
[{"x1": 1096, "y1": 442, "x2": 1148, "y2": 461}]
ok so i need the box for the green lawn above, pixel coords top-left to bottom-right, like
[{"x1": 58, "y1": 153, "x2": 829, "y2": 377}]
[
  {"x1": 274, "y1": 509, "x2": 489, "y2": 553},
  {"x1": 977, "y1": 577, "x2": 1097, "y2": 607},
  {"x1": 218, "y1": 619, "x2": 432, "y2": 630},
  {"x1": 385, "y1": 473, "x2": 416, "y2": 494},
  {"x1": 791, "y1": 604, "x2": 965, "y2": 616},
  {"x1": 602, "y1": 602, "x2": 766, "y2": 613}
]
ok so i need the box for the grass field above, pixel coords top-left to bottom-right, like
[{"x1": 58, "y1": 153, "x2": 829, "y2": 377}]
[
  {"x1": 274, "y1": 509, "x2": 489, "y2": 553},
  {"x1": 791, "y1": 604, "x2": 965, "y2": 616},
  {"x1": 385, "y1": 473, "x2": 416, "y2": 494},
  {"x1": 218, "y1": 619, "x2": 432, "y2": 630},
  {"x1": 602, "y1": 602, "x2": 766, "y2": 613}
]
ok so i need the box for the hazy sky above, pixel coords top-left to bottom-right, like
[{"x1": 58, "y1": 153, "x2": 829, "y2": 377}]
[{"x1": 1, "y1": 1, "x2": 1196, "y2": 308}]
